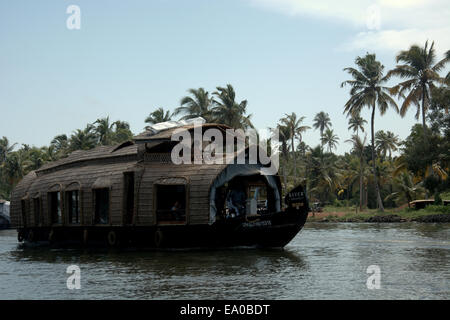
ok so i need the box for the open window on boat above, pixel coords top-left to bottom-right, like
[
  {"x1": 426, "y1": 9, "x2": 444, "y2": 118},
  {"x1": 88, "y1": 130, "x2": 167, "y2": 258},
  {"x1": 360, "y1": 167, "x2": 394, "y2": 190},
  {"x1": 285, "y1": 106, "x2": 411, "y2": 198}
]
[
  {"x1": 32, "y1": 195, "x2": 41, "y2": 227},
  {"x1": 66, "y1": 191, "x2": 80, "y2": 224},
  {"x1": 20, "y1": 197, "x2": 28, "y2": 228},
  {"x1": 123, "y1": 172, "x2": 135, "y2": 225},
  {"x1": 94, "y1": 188, "x2": 109, "y2": 225},
  {"x1": 154, "y1": 178, "x2": 187, "y2": 225},
  {"x1": 48, "y1": 185, "x2": 62, "y2": 225},
  {"x1": 48, "y1": 192, "x2": 62, "y2": 224},
  {"x1": 65, "y1": 182, "x2": 81, "y2": 225},
  {"x1": 92, "y1": 177, "x2": 111, "y2": 225}
]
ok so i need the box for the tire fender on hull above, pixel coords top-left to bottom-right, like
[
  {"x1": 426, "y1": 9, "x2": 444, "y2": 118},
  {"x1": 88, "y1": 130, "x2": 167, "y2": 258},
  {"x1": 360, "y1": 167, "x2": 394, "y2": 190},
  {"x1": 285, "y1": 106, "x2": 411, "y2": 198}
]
[
  {"x1": 154, "y1": 229, "x2": 164, "y2": 248},
  {"x1": 107, "y1": 230, "x2": 117, "y2": 247}
]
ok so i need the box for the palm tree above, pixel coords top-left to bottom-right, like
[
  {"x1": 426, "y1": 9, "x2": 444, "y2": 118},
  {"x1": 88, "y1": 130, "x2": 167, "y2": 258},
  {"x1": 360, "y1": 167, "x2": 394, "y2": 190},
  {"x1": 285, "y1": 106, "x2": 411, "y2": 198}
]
[
  {"x1": 175, "y1": 88, "x2": 213, "y2": 122},
  {"x1": 348, "y1": 113, "x2": 367, "y2": 136},
  {"x1": 313, "y1": 112, "x2": 332, "y2": 154},
  {"x1": 389, "y1": 41, "x2": 449, "y2": 133},
  {"x1": 375, "y1": 130, "x2": 400, "y2": 160},
  {"x1": 51, "y1": 134, "x2": 69, "y2": 155},
  {"x1": 2, "y1": 150, "x2": 31, "y2": 186},
  {"x1": 385, "y1": 171, "x2": 425, "y2": 208},
  {"x1": 111, "y1": 121, "x2": 133, "y2": 144},
  {"x1": 212, "y1": 84, "x2": 253, "y2": 129},
  {"x1": 69, "y1": 125, "x2": 98, "y2": 151},
  {"x1": 0, "y1": 137, "x2": 17, "y2": 163},
  {"x1": 94, "y1": 116, "x2": 117, "y2": 145},
  {"x1": 145, "y1": 108, "x2": 173, "y2": 125},
  {"x1": 321, "y1": 129, "x2": 339, "y2": 153},
  {"x1": 346, "y1": 134, "x2": 367, "y2": 211},
  {"x1": 306, "y1": 145, "x2": 339, "y2": 203},
  {"x1": 270, "y1": 124, "x2": 291, "y2": 190},
  {"x1": 341, "y1": 53, "x2": 399, "y2": 211},
  {"x1": 280, "y1": 113, "x2": 310, "y2": 183},
  {"x1": 446, "y1": 50, "x2": 450, "y2": 82},
  {"x1": 113, "y1": 121, "x2": 130, "y2": 131}
]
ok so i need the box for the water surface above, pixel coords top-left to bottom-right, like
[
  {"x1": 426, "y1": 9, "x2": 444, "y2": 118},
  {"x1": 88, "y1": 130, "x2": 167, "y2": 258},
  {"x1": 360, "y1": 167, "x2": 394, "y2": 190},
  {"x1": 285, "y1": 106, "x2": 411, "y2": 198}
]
[{"x1": 0, "y1": 223, "x2": 449, "y2": 299}]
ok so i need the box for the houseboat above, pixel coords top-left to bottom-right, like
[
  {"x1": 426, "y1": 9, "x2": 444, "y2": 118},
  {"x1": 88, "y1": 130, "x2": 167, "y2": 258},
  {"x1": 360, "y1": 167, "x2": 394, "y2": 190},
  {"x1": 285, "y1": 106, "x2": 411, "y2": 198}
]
[{"x1": 10, "y1": 122, "x2": 309, "y2": 248}]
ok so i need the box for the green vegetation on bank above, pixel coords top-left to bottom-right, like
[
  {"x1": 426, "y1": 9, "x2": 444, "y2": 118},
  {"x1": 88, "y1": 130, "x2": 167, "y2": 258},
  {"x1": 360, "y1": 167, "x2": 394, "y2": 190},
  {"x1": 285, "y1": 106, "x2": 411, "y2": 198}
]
[{"x1": 308, "y1": 205, "x2": 450, "y2": 222}]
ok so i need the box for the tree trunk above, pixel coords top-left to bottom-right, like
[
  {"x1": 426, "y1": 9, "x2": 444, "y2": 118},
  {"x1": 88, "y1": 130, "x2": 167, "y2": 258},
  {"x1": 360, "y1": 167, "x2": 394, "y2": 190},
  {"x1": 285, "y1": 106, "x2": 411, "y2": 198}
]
[
  {"x1": 320, "y1": 129, "x2": 324, "y2": 163},
  {"x1": 422, "y1": 86, "x2": 429, "y2": 146},
  {"x1": 291, "y1": 136, "x2": 297, "y2": 183},
  {"x1": 371, "y1": 104, "x2": 384, "y2": 212},
  {"x1": 365, "y1": 184, "x2": 368, "y2": 208},
  {"x1": 360, "y1": 158, "x2": 364, "y2": 212}
]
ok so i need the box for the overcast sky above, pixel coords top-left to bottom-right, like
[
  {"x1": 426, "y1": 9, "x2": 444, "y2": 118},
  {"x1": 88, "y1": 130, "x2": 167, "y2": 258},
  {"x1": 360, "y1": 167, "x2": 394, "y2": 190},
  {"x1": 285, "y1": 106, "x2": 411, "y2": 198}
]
[{"x1": 1, "y1": 0, "x2": 449, "y2": 154}]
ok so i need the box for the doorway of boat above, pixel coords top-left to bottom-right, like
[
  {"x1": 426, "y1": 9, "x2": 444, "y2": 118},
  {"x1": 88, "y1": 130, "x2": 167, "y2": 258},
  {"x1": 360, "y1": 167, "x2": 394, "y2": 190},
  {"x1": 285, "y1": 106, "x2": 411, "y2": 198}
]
[{"x1": 215, "y1": 174, "x2": 279, "y2": 220}]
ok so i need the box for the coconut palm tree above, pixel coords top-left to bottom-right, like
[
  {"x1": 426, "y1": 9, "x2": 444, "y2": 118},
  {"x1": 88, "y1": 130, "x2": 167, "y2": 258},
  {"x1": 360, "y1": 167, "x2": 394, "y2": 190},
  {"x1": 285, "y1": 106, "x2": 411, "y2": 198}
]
[
  {"x1": 280, "y1": 113, "x2": 310, "y2": 183},
  {"x1": 0, "y1": 137, "x2": 17, "y2": 164},
  {"x1": 313, "y1": 112, "x2": 332, "y2": 154},
  {"x1": 2, "y1": 150, "x2": 31, "y2": 186},
  {"x1": 94, "y1": 116, "x2": 116, "y2": 145},
  {"x1": 446, "y1": 50, "x2": 450, "y2": 82},
  {"x1": 69, "y1": 125, "x2": 98, "y2": 151},
  {"x1": 175, "y1": 88, "x2": 213, "y2": 122},
  {"x1": 321, "y1": 129, "x2": 339, "y2": 153},
  {"x1": 145, "y1": 108, "x2": 173, "y2": 125},
  {"x1": 375, "y1": 130, "x2": 400, "y2": 160},
  {"x1": 113, "y1": 121, "x2": 130, "y2": 131},
  {"x1": 306, "y1": 145, "x2": 339, "y2": 203},
  {"x1": 388, "y1": 41, "x2": 449, "y2": 133},
  {"x1": 346, "y1": 134, "x2": 367, "y2": 211},
  {"x1": 385, "y1": 171, "x2": 426, "y2": 208},
  {"x1": 341, "y1": 53, "x2": 399, "y2": 211},
  {"x1": 50, "y1": 134, "x2": 69, "y2": 155},
  {"x1": 348, "y1": 113, "x2": 367, "y2": 136},
  {"x1": 212, "y1": 84, "x2": 253, "y2": 129},
  {"x1": 270, "y1": 124, "x2": 291, "y2": 190},
  {"x1": 110, "y1": 121, "x2": 133, "y2": 144}
]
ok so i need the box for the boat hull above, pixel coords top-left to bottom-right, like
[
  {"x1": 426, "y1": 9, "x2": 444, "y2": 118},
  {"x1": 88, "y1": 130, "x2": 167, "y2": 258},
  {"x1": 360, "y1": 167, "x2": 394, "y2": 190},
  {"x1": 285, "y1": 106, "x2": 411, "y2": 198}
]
[{"x1": 17, "y1": 207, "x2": 308, "y2": 249}]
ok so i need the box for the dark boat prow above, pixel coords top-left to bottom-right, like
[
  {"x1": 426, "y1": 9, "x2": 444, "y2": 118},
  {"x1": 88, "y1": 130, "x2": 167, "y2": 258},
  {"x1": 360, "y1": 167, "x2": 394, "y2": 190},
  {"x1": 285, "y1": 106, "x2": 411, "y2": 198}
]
[{"x1": 205, "y1": 184, "x2": 309, "y2": 249}]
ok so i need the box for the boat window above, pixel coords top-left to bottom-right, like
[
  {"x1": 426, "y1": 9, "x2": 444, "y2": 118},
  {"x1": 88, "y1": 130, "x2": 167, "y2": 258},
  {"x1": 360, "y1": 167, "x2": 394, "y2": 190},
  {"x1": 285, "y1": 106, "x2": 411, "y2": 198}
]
[
  {"x1": 155, "y1": 185, "x2": 186, "y2": 223},
  {"x1": 66, "y1": 190, "x2": 80, "y2": 224},
  {"x1": 33, "y1": 197, "x2": 41, "y2": 226},
  {"x1": 21, "y1": 200, "x2": 27, "y2": 227},
  {"x1": 94, "y1": 188, "x2": 109, "y2": 224},
  {"x1": 48, "y1": 192, "x2": 62, "y2": 224},
  {"x1": 123, "y1": 172, "x2": 134, "y2": 225}
]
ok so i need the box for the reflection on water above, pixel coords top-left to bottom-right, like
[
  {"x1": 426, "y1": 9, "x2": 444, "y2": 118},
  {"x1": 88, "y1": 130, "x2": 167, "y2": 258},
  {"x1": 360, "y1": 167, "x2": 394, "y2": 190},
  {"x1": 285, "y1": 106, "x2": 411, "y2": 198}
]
[{"x1": 0, "y1": 223, "x2": 449, "y2": 299}]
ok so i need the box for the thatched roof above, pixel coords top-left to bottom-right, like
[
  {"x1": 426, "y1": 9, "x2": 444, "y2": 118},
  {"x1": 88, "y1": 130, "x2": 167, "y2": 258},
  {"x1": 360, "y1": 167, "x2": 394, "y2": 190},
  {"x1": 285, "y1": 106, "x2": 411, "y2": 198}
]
[
  {"x1": 134, "y1": 123, "x2": 231, "y2": 142},
  {"x1": 36, "y1": 142, "x2": 137, "y2": 174}
]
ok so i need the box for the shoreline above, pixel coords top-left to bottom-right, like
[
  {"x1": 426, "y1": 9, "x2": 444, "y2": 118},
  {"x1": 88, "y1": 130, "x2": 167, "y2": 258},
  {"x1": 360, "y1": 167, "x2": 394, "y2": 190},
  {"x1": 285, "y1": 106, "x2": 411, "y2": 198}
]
[{"x1": 307, "y1": 211, "x2": 450, "y2": 223}]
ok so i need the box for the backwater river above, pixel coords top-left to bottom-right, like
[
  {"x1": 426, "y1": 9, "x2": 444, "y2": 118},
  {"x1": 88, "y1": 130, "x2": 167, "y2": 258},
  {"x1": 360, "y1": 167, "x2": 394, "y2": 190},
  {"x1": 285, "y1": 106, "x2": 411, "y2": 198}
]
[{"x1": 0, "y1": 222, "x2": 449, "y2": 299}]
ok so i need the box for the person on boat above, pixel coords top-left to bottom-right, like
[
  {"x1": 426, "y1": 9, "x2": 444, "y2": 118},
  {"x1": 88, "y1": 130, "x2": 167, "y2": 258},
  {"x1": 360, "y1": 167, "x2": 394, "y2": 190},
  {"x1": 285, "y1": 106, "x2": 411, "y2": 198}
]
[
  {"x1": 171, "y1": 201, "x2": 182, "y2": 220},
  {"x1": 226, "y1": 185, "x2": 246, "y2": 217}
]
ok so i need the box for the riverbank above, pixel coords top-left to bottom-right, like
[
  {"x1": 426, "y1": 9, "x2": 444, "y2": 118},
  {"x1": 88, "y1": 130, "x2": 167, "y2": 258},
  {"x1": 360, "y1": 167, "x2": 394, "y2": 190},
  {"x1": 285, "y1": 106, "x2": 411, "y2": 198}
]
[{"x1": 307, "y1": 205, "x2": 450, "y2": 223}]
